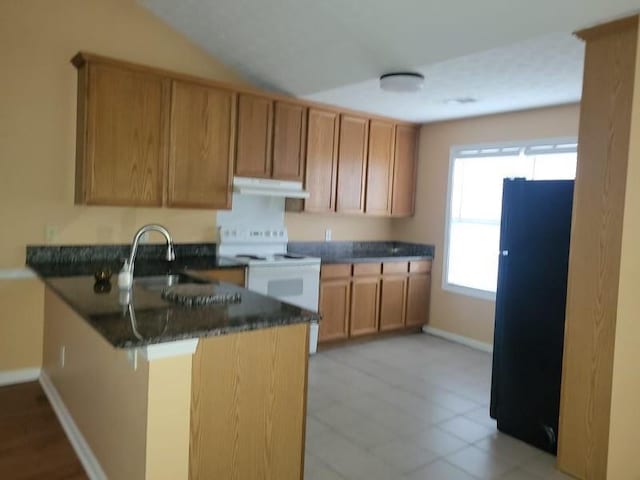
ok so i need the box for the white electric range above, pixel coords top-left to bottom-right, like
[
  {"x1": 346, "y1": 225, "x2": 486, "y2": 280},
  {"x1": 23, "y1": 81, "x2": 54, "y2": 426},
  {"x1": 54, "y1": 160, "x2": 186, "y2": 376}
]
[{"x1": 217, "y1": 226, "x2": 320, "y2": 354}]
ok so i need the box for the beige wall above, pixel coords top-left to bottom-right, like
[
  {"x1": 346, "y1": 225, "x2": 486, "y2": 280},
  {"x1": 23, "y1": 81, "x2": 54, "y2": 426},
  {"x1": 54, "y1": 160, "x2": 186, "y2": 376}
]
[
  {"x1": 43, "y1": 288, "x2": 150, "y2": 479},
  {"x1": 43, "y1": 288, "x2": 193, "y2": 479},
  {"x1": 0, "y1": 0, "x2": 393, "y2": 373},
  {"x1": 0, "y1": 279, "x2": 44, "y2": 371},
  {"x1": 395, "y1": 104, "x2": 581, "y2": 344},
  {"x1": 606, "y1": 24, "x2": 640, "y2": 479},
  {"x1": 0, "y1": 0, "x2": 393, "y2": 271}
]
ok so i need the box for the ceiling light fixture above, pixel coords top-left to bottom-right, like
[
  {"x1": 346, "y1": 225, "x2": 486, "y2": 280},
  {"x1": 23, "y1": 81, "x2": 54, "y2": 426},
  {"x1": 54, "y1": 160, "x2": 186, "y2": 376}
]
[{"x1": 380, "y1": 72, "x2": 425, "y2": 93}]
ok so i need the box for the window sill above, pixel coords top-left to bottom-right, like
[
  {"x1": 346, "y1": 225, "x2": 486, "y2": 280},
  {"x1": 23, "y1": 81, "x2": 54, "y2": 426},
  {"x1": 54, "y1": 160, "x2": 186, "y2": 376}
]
[{"x1": 442, "y1": 283, "x2": 496, "y2": 301}]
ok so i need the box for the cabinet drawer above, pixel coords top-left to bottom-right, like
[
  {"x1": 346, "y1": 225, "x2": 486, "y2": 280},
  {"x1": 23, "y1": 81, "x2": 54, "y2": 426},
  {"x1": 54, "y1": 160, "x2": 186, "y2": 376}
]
[
  {"x1": 410, "y1": 260, "x2": 432, "y2": 274},
  {"x1": 352, "y1": 263, "x2": 381, "y2": 277},
  {"x1": 321, "y1": 264, "x2": 351, "y2": 279},
  {"x1": 382, "y1": 262, "x2": 408, "y2": 274}
]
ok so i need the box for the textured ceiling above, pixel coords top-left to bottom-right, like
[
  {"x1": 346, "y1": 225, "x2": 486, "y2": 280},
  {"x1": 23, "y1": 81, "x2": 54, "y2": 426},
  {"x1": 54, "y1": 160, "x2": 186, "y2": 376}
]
[
  {"x1": 140, "y1": 0, "x2": 640, "y2": 121},
  {"x1": 306, "y1": 33, "x2": 584, "y2": 122}
]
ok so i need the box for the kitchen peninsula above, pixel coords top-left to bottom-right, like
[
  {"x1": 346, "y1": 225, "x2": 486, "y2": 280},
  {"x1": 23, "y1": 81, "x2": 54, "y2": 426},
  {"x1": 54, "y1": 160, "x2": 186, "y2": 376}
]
[{"x1": 28, "y1": 244, "x2": 318, "y2": 480}]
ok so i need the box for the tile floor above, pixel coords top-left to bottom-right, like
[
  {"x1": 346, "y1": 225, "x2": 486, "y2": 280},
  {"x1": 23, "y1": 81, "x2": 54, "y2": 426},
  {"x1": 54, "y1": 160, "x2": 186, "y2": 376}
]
[{"x1": 305, "y1": 334, "x2": 572, "y2": 480}]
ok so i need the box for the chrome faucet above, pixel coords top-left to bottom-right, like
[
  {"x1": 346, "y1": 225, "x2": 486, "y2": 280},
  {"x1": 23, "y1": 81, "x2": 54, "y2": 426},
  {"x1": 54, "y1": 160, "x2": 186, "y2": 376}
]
[{"x1": 124, "y1": 224, "x2": 176, "y2": 279}]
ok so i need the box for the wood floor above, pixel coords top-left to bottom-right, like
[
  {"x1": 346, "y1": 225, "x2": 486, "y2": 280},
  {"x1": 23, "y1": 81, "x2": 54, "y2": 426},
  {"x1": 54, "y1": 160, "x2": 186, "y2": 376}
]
[{"x1": 0, "y1": 381, "x2": 87, "y2": 480}]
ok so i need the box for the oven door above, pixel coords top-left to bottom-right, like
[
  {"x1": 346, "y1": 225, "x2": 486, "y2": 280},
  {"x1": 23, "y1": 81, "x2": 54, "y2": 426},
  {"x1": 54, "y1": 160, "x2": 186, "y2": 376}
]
[{"x1": 247, "y1": 264, "x2": 320, "y2": 312}]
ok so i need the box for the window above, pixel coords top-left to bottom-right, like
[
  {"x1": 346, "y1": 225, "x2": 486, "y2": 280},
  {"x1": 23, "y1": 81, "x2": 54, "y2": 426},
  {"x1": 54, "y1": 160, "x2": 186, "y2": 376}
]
[{"x1": 444, "y1": 139, "x2": 578, "y2": 298}]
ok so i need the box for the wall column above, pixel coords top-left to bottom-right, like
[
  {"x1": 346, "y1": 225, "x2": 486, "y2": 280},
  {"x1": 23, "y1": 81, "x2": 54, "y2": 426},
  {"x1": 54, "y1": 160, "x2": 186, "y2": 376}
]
[{"x1": 558, "y1": 15, "x2": 640, "y2": 480}]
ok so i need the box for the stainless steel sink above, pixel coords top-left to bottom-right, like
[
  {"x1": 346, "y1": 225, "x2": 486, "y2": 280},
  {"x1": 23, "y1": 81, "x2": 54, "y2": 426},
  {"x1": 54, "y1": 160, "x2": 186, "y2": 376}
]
[{"x1": 134, "y1": 273, "x2": 206, "y2": 292}]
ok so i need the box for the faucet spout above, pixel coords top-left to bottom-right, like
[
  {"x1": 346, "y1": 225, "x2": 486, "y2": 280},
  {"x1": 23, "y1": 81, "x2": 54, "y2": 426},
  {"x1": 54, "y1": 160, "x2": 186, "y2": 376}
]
[{"x1": 125, "y1": 224, "x2": 176, "y2": 279}]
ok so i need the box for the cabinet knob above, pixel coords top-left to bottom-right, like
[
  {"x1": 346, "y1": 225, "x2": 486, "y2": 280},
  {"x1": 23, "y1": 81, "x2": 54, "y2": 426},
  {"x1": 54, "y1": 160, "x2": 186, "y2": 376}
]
[{"x1": 501, "y1": 250, "x2": 509, "y2": 257}]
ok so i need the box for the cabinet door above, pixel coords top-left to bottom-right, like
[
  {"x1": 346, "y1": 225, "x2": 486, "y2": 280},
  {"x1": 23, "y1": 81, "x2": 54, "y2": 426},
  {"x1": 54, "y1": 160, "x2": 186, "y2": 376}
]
[
  {"x1": 318, "y1": 279, "x2": 350, "y2": 342},
  {"x1": 391, "y1": 125, "x2": 419, "y2": 217},
  {"x1": 168, "y1": 81, "x2": 235, "y2": 209},
  {"x1": 350, "y1": 277, "x2": 380, "y2": 337},
  {"x1": 235, "y1": 94, "x2": 273, "y2": 178},
  {"x1": 336, "y1": 115, "x2": 369, "y2": 214},
  {"x1": 305, "y1": 109, "x2": 339, "y2": 212},
  {"x1": 365, "y1": 120, "x2": 395, "y2": 215},
  {"x1": 272, "y1": 102, "x2": 307, "y2": 181},
  {"x1": 81, "y1": 63, "x2": 169, "y2": 206},
  {"x1": 406, "y1": 274, "x2": 431, "y2": 327},
  {"x1": 379, "y1": 275, "x2": 407, "y2": 331}
]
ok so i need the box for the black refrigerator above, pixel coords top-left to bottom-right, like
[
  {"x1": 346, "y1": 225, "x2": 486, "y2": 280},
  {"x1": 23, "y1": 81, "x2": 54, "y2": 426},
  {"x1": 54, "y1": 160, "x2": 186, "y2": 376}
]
[{"x1": 490, "y1": 178, "x2": 574, "y2": 454}]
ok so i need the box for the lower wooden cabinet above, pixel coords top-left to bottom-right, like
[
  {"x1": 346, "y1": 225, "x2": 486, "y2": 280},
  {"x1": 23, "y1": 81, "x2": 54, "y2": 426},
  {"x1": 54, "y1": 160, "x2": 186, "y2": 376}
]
[
  {"x1": 318, "y1": 278, "x2": 351, "y2": 342},
  {"x1": 318, "y1": 260, "x2": 431, "y2": 345},
  {"x1": 350, "y1": 277, "x2": 380, "y2": 336},
  {"x1": 379, "y1": 275, "x2": 408, "y2": 331},
  {"x1": 406, "y1": 273, "x2": 431, "y2": 327}
]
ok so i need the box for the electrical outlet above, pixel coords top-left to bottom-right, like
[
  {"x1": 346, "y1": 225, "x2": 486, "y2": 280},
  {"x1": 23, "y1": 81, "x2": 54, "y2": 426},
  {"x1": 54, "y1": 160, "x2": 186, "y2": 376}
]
[
  {"x1": 325, "y1": 229, "x2": 332, "y2": 241},
  {"x1": 60, "y1": 346, "x2": 66, "y2": 368},
  {"x1": 45, "y1": 225, "x2": 57, "y2": 243}
]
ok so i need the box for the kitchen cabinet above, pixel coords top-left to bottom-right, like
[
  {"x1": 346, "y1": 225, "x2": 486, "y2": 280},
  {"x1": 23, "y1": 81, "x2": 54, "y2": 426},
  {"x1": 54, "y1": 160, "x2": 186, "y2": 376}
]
[
  {"x1": 406, "y1": 273, "x2": 431, "y2": 327},
  {"x1": 235, "y1": 93, "x2": 273, "y2": 178},
  {"x1": 336, "y1": 115, "x2": 369, "y2": 213},
  {"x1": 168, "y1": 81, "x2": 235, "y2": 209},
  {"x1": 318, "y1": 278, "x2": 350, "y2": 342},
  {"x1": 72, "y1": 53, "x2": 419, "y2": 215},
  {"x1": 391, "y1": 125, "x2": 419, "y2": 217},
  {"x1": 350, "y1": 277, "x2": 380, "y2": 336},
  {"x1": 305, "y1": 109, "x2": 340, "y2": 213},
  {"x1": 379, "y1": 275, "x2": 408, "y2": 331},
  {"x1": 365, "y1": 120, "x2": 395, "y2": 215},
  {"x1": 318, "y1": 259, "x2": 431, "y2": 345},
  {"x1": 272, "y1": 101, "x2": 307, "y2": 181},
  {"x1": 74, "y1": 60, "x2": 169, "y2": 206}
]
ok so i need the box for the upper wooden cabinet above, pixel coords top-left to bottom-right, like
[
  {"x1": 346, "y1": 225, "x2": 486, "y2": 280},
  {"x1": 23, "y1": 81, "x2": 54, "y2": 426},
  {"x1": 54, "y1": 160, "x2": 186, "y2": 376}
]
[
  {"x1": 75, "y1": 61, "x2": 169, "y2": 206},
  {"x1": 272, "y1": 102, "x2": 307, "y2": 181},
  {"x1": 365, "y1": 120, "x2": 395, "y2": 215},
  {"x1": 72, "y1": 53, "x2": 419, "y2": 215},
  {"x1": 336, "y1": 115, "x2": 369, "y2": 214},
  {"x1": 391, "y1": 125, "x2": 419, "y2": 217},
  {"x1": 168, "y1": 81, "x2": 235, "y2": 209},
  {"x1": 305, "y1": 109, "x2": 340, "y2": 213},
  {"x1": 235, "y1": 93, "x2": 273, "y2": 178}
]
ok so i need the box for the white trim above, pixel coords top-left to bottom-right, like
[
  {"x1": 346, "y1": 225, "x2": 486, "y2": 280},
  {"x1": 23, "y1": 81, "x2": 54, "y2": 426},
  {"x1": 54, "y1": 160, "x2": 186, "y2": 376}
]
[
  {"x1": 422, "y1": 325, "x2": 493, "y2": 353},
  {"x1": 137, "y1": 338, "x2": 199, "y2": 361},
  {"x1": 0, "y1": 268, "x2": 36, "y2": 280},
  {"x1": 0, "y1": 367, "x2": 41, "y2": 386},
  {"x1": 39, "y1": 372, "x2": 107, "y2": 480}
]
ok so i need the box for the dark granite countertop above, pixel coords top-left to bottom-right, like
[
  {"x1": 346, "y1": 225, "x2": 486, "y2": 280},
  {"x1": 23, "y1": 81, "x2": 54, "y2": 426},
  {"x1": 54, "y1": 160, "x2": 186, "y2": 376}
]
[
  {"x1": 27, "y1": 256, "x2": 244, "y2": 278},
  {"x1": 34, "y1": 271, "x2": 319, "y2": 349},
  {"x1": 26, "y1": 242, "x2": 317, "y2": 349},
  {"x1": 26, "y1": 242, "x2": 245, "y2": 277},
  {"x1": 288, "y1": 241, "x2": 434, "y2": 264}
]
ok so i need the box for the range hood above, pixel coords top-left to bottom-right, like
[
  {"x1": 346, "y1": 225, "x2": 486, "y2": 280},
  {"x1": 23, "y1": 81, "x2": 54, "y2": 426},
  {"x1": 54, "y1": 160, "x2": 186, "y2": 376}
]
[{"x1": 233, "y1": 177, "x2": 310, "y2": 199}]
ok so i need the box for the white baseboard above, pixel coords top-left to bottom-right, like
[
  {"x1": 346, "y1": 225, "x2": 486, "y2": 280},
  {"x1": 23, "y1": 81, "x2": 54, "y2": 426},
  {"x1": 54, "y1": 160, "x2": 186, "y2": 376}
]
[
  {"x1": 39, "y1": 372, "x2": 107, "y2": 480},
  {"x1": 0, "y1": 367, "x2": 41, "y2": 387},
  {"x1": 422, "y1": 325, "x2": 493, "y2": 353}
]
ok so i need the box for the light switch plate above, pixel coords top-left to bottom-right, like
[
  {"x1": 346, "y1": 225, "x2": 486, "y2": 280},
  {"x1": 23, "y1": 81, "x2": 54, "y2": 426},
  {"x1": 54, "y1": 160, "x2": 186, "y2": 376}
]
[{"x1": 325, "y1": 229, "x2": 332, "y2": 241}]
